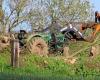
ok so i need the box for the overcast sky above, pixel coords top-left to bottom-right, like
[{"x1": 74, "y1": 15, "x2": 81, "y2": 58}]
[{"x1": 91, "y1": 0, "x2": 100, "y2": 11}]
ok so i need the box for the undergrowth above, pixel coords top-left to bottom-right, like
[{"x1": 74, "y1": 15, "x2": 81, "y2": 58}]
[{"x1": 0, "y1": 34, "x2": 100, "y2": 80}]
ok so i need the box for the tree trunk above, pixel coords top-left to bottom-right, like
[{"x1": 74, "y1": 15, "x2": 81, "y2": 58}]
[
  {"x1": 0, "y1": 0, "x2": 5, "y2": 34},
  {"x1": 0, "y1": 0, "x2": 2, "y2": 6}
]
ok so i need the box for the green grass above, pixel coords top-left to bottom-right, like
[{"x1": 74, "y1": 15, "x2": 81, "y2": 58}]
[{"x1": 0, "y1": 34, "x2": 100, "y2": 80}]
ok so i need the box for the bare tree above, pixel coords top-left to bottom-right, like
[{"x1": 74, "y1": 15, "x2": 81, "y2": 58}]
[
  {"x1": 27, "y1": 0, "x2": 94, "y2": 32},
  {"x1": 0, "y1": 0, "x2": 4, "y2": 33},
  {"x1": 45, "y1": 0, "x2": 94, "y2": 25},
  {"x1": 0, "y1": 0, "x2": 31, "y2": 33},
  {"x1": 0, "y1": 0, "x2": 94, "y2": 33},
  {"x1": 0, "y1": 0, "x2": 3, "y2": 21}
]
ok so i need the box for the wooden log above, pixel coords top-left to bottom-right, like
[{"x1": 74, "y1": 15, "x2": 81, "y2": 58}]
[
  {"x1": 11, "y1": 39, "x2": 19, "y2": 68},
  {"x1": 63, "y1": 47, "x2": 69, "y2": 57}
]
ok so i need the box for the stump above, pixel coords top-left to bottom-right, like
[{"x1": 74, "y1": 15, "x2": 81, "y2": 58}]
[
  {"x1": 11, "y1": 39, "x2": 20, "y2": 68},
  {"x1": 63, "y1": 57, "x2": 77, "y2": 64},
  {"x1": 90, "y1": 45, "x2": 100, "y2": 57}
]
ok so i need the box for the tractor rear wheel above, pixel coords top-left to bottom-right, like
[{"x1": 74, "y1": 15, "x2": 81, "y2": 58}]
[{"x1": 28, "y1": 37, "x2": 48, "y2": 56}]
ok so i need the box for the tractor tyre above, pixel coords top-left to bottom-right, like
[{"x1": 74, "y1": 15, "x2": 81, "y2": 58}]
[{"x1": 28, "y1": 37, "x2": 48, "y2": 56}]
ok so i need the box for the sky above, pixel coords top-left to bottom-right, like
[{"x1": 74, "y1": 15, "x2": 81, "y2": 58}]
[{"x1": 91, "y1": 0, "x2": 100, "y2": 11}]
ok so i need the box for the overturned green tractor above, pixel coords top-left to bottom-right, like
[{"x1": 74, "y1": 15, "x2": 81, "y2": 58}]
[
  {"x1": 16, "y1": 22, "x2": 95, "y2": 56},
  {"x1": 16, "y1": 30, "x2": 69, "y2": 56}
]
